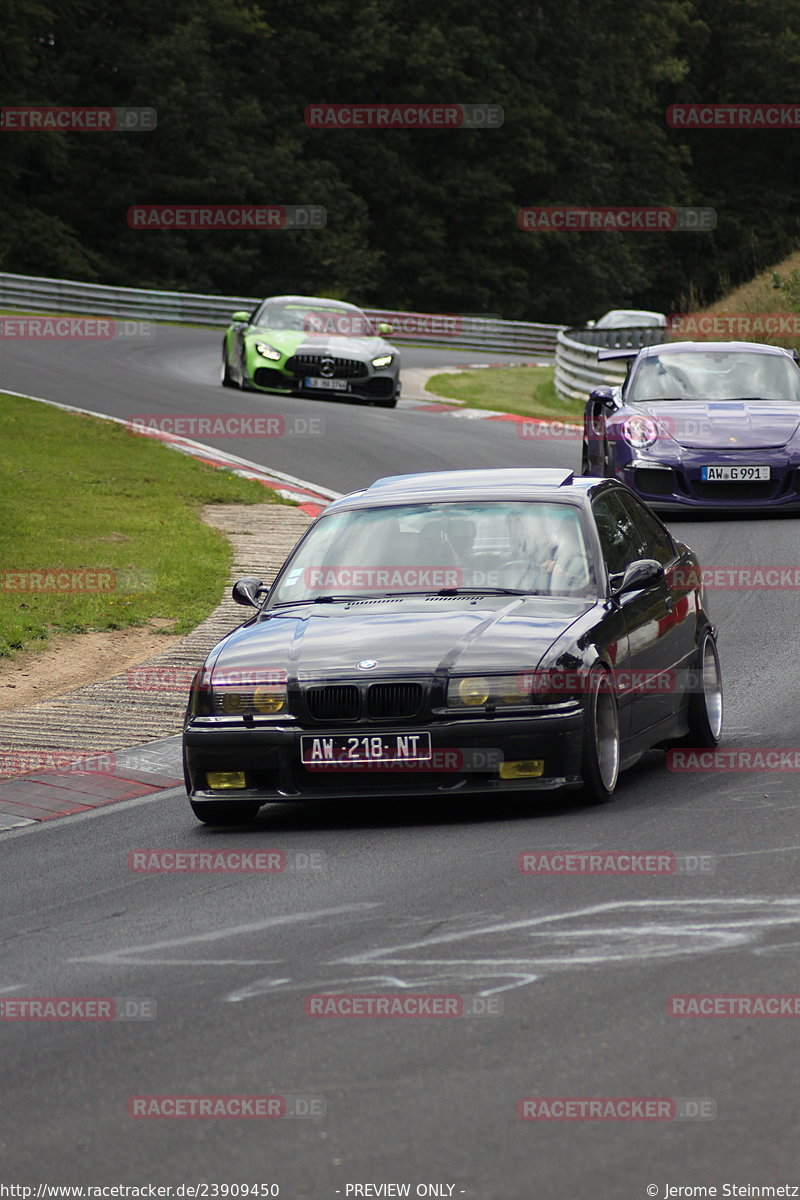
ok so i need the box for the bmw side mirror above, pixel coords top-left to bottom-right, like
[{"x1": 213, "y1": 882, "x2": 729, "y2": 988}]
[
  {"x1": 231, "y1": 311, "x2": 250, "y2": 323},
  {"x1": 589, "y1": 385, "x2": 616, "y2": 409},
  {"x1": 613, "y1": 559, "x2": 664, "y2": 596},
  {"x1": 232, "y1": 576, "x2": 266, "y2": 607}
]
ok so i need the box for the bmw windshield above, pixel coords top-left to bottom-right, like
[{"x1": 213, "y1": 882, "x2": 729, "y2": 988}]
[{"x1": 267, "y1": 501, "x2": 597, "y2": 604}]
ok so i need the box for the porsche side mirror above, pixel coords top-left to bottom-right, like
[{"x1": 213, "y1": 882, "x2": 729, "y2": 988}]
[
  {"x1": 231, "y1": 311, "x2": 250, "y2": 323},
  {"x1": 232, "y1": 576, "x2": 266, "y2": 607},
  {"x1": 589, "y1": 385, "x2": 616, "y2": 409},
  {"x1": 378, "y1": 322, "x2": 393, "y2": 335},
  {"x1": 612, "y1": 559, "x2": 665, "y2": 596}
]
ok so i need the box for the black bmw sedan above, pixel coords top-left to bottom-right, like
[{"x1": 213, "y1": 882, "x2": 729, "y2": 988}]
[{"x1": 183, "y1": 468, "x2": 722, "y2": 823}]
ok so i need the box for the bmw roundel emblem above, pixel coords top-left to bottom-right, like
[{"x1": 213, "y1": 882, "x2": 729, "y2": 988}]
[{"x1": 357, "y1": 659, "x2": 379, "y2": 670}]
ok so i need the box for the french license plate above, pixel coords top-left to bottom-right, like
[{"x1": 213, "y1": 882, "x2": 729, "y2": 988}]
[
  {"x1": 301, "y1": 732, "x2": 432, "y2": 765},
  {"x1": 701, "y1": 465, "x2": 770, "y2": 481},
  {"x1": 305, "y1": 376, "x2": 349, "y2": 391}
]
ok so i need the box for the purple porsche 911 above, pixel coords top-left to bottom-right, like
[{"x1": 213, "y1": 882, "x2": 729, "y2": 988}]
[{"x1": 582, "y1": 340, "x2": 800, "y2": 511}]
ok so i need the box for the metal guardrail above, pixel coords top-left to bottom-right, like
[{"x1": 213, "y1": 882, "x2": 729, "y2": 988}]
[
  {"x1": 555, "y1": 325, "x2": 671, "y2": 402},
  {"x1": 0, "y1": 271, "x2": 565, "y2": 356}
]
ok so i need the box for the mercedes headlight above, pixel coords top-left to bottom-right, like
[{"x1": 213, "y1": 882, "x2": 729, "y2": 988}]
[
  {"x1": 371, "y1": 354, "x2": 394, "y2": 369},
  {"x1": 255, "y1": 343, "x2": 282, "y2": 361}
]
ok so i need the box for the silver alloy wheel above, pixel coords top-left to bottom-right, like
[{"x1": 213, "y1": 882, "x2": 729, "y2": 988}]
[
  {"x1": 595, "y1": 682, "x2": 620, "y2": 792},
  {"x1": 701, "y1": 638, "x2": 723, "y2": 741}
]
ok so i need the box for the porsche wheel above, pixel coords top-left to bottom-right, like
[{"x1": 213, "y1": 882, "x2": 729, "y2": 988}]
[
  {"x1": 681, "y1": 631, "x2": 723, "y2": 748},
  {"x1": 190, "y1": 800, "x2": 260, "y2": 825},
  {"x1": 580, "y1": 668, "x2": 620, "y2": 804}
]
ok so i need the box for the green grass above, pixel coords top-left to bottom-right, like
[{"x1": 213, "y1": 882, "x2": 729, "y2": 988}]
[
  {"x1": 0, "y1": 393, "x2": 281, "y2": 658},
  {"x1": 425, "y1": 364, "x2": 584, "y2": 422}
]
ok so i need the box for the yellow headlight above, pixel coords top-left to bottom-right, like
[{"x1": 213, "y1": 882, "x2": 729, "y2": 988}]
[
  {"x1": 253, "y1": 687, "x2": 286, "y2": 714},
  {"x1": 499, "y1": 760, "x2": 544, "y2": 779},
  {"x1": 458, "y1": 677, "x2": 490, "y2": 706},
  {"x1": 206, "y1": 771, "x2": 247, "y2": 789}
]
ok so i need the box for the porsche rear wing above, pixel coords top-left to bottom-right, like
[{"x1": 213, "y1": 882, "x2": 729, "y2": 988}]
[{"x1": 596, "y1": 347, "x2": 641, "y2": 362}]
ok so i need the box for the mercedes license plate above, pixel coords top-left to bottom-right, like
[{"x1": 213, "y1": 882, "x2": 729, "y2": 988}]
[{"x1": 305, "y1": 377, "x2": 349, "y2": 391}]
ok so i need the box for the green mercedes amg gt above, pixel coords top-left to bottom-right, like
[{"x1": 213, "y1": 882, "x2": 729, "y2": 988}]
[{"x1": 221, "y1": 295, "x2": 401, "y2": 408}]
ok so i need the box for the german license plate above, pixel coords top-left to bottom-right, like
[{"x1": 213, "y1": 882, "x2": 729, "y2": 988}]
[
  {"x1": 701, "y1": 465, "x2": 770, "y2": 481},
  {"x1": 301, "y1": 732, "x2": 431, "y2": 765},
  {"x1": 305, "y1": 377, "x2": 349, "y2": 391}
]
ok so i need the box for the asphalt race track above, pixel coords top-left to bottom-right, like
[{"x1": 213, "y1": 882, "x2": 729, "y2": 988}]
[{"x1": 2, "y1": 329, "x2": 800, "y2": 1196}]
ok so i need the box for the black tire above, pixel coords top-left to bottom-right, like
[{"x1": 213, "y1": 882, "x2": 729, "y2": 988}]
[
  {"x1": 680, "y1": 631, "x2": 723, "y2": 748},
  {"x1": 580, "y1": 440, "x2": 590, "y2": 475},
  {"x1": 580, "y1": 668, "x2": 620, "y2": 804},
  {"x1": 221, "y1": 346, "x2": 237, "y2": 388},
  {"x1": 190, "y1": 800, "x2": 260, "y2": 825}
]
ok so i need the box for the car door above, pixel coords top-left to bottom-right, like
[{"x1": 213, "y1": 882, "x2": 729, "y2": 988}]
[
  {"x1": 591, "y1": 488, "x2": 682, "y2": 735},
  {"x1": 622, "y1": 489, "x2": 699, "y2": 723}
]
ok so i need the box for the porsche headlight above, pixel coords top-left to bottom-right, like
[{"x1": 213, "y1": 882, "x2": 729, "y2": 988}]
[
  {"x1": 621, "y1": 415, "x2": 659, "y2": 449},
  {"x1": 255, "y1": 342, "x2": 282, "y2": 361},
  {"x1": 371, "y1": 354, "x2": 394, "y2": 369},
  {"x1": 448, "y1": 675, "x2": 533, "y2": 709}
]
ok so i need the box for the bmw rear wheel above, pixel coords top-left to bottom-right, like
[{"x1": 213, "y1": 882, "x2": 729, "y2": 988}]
[
  {"x1": 682, "y1": 631, "x2": 723, "y2": 748},
  {"x1": 580, "y1": 668, "x2": 620, "y2": 804}
]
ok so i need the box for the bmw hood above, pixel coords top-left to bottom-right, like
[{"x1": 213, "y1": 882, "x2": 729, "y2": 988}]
[
  {"x1": 636, "y1": 400, "x2": 800, "y2": 449},
  {"x1": 207, "y1": 597, "x2": 594, "y2": 681}
]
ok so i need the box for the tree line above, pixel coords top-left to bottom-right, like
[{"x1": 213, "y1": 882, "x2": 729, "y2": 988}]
[{"x1": 2, "y1": 0, "x2": 800, "y2": 323}]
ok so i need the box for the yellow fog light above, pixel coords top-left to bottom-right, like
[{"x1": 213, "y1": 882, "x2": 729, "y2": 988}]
[
  {"x1": 458, "y1": 677, "x2": 490, "y2": 706},
  {"x1": 253, "y1": 687, "x2": 286, "y2": 714},
  {"x1": 220, "y1": 691, "x2": 245, "y2": 714},
  {"x1": 206, "y1": 771, "x2": 247, "y2": 790},
  {"x1": 499, "y1": 759, "x2": 544, "y2": 780}
]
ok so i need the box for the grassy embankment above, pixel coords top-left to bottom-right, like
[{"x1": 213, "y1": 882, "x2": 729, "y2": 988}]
[{"x1": 0, "y1": 393, "x2": 282, "y2": 658}]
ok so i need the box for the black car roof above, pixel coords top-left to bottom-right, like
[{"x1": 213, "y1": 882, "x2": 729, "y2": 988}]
[{"x1": 326, "y1": 468, "x2": 604, "y2": 512}]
